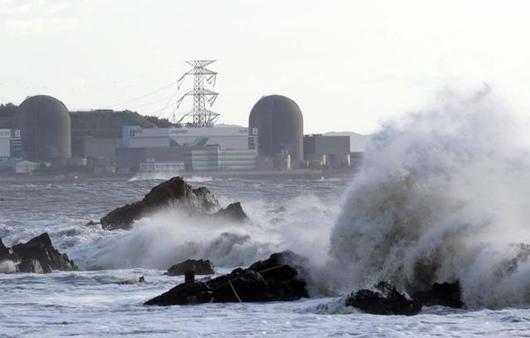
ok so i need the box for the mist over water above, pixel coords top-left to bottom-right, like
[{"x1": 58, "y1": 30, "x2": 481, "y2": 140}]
[
  {"x1": 329, "y1": 88, "x2": 530, "y2": 308},
  {"x1": 68, "y1": 190, "x2": 338, "y2": 273}
]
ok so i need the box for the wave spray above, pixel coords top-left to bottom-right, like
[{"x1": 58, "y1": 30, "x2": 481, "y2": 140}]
[{"x1": 329, "y1": 88, "x2": 530, "y2": 308}]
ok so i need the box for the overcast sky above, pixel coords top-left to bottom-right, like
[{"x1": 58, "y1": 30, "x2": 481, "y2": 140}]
[{"x1": 0, "y1": 0, "x2": 529, "y2": 134}]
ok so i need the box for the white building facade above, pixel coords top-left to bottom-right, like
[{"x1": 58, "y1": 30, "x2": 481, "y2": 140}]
[
  {"x1": 121, "y1": 125, "x2": 258, "y2": 171},
  {"x1": 0, "y1": 129, "x2": 22, "y2": 160}
]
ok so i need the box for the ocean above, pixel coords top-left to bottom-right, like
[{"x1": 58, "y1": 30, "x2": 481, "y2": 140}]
[{"x1": 1, "y1": 175, "x2": 529, "y2": 337}]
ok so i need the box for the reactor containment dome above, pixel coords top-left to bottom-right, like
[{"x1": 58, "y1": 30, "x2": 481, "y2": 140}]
[
  {"x1": 18, "y1": 95, "x2": 72, "y2": 162},
  {"x1": 249, "y1": 95, "x2": 304, "y2": 163}
]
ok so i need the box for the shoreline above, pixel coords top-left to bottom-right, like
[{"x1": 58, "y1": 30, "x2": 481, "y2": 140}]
[{"x1": 0, "y1": 168, "x2": 358, "y2": 182}]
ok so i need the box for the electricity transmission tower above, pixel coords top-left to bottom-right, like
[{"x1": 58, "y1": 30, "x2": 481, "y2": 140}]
[{"x1": 176, "y1": 60, "x2": 219, "y2": 127}]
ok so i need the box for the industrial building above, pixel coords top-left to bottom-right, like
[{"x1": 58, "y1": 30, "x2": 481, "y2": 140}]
[
  {"x1": 304, "y1": 134, "x2": 352, "y2": 168},
  {"x1": 0, "y1": 59, "x2": 364, "y2": 175},
  {"x1": 122, "y1": 125, "x2": 255, "y2": 149},
  {"x1": 0, "y1": 129, "x2": 21, "y2": 159},
  {"x1": 118, "y1": 125, "x2": 258, "y2": 172},
  {"x1": 249, "y1": 95, "x2": 304, "y2": 168},
  {"x1": 17, "y1": 95, "x2": 72, "y2": 162},
  {"x1": 70, "y1": 109, "x2": 171, "y2": 159}
]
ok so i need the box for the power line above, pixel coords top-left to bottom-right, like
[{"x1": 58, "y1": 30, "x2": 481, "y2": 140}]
[
  {"x1": 106, "y1": 80, "x2": 179, "y2": 108},
  {"x1": 124, "y1": 92, "x2": 181, "y2": 111},
  {"x1": 148, "y1": 90, "x2": 180, "y2": 119}
]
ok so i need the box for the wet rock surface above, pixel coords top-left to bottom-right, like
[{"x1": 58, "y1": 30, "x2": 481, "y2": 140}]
[
  {"x1": 145, "y1": 251, "x2": 309, "y2": 306},
  {"x1": 0, "y1": 233, "x2": 77, "y2": 273},
  {"x1": 345, "y1": 282, "x2": 422, "y2": 316},
  {"x1": 212, "y1": 202, "x2": 248, "y2": 222},
  {"x1": 0, "y1": 238, "x2": 15, "y2": 262},
  {"x1": 166, "y1": 259, "x2": 215, "y2": 276},
  {"x1": 101, "y1": 176, "x2": 219, "y2": 230},
  {"x1": 100, "y1": 176, "x2": 250, "y2": 230},
  {"x1": 412, "y1": 282, "x2": 464, "y2": 308}
]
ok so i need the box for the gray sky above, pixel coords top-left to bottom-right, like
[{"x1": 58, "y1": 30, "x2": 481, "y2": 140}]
[{"x1": 1, "y1": 0, "x2": 529, "y2": 134}]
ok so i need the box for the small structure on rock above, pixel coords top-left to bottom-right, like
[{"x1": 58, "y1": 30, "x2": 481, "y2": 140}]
[{"x1": 166, "y1": 259, "x2": 215, "y2": 276}]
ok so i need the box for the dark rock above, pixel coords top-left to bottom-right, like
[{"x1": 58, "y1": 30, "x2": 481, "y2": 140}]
[
  {"x1": 100, "y1": 176, "x2": 219, "y2": 230},
  {"x1": 412, "y1": 282, "x2": 464, "y2": 308},
  {"x1": 212, "y1": 202, "x2": 248, "y2": 222},
  {"x1": 0, "y1": 238, "x2": 16, "y2": 266},
  {"x1": 145, "y1": 251, "x2": 309, "y2": 306},
  {"x1": 346, "y1": 282, "x2": 422, "y2": 316},
  {"x1": 145, "y1": 281, "x2": 214, "y2": 306},
  {"x1": 84, "y1": 220, "x2": 100, "y2": 227},
  {"x1": 166, "y1": 259, "x2": 215, "y2": 276},
  {"x1": 9, "y1": 233, "x2": 78, "y2": 273}
]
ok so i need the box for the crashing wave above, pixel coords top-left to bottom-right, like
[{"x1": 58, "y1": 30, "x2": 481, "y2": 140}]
[{"x1": 329, "y1": 88, "x2": 530, "y2": 308}]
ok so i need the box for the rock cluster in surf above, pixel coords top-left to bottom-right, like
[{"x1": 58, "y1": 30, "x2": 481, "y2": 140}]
[
  {"x1": 0, "y1": 233, "x2": 77, "y2": 273},
  {"x1": 145, "y1": 251, "x2": 309, "y2": 306}
]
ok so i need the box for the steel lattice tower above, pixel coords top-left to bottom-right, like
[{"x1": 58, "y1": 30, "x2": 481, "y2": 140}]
[{"x1": 176, "y1": 60, "x2": 219, "y2": 127}]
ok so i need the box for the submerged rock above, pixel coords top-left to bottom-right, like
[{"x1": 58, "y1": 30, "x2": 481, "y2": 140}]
[
  {"x1": 345, "y1": 282, "x2": 422, "y2": 316},
  {"x1": 1, "y1": 233, "x2": 77, "y2": 273},
  {"x1": 412, "y1": 282, "x2": 464, "y2": 308},
  {"x1": 145, "y1": 251, "x2": 309, "y2": 306},
  {"x1": 212, "y1": 202, "x2": 248, "y2": 222},
  {"x1": 166, "y1": 259, "x2": 215, "y2": 276}
]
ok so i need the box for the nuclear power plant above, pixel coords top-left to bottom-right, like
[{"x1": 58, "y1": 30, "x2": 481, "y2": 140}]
[
  {"x1": 249, "y1": 95, "x2": 304, "y2": 168},
  {"x1": 0, "y1": 60, "x2": 361, "y2": 175},
  {"x1": 18, "y1": 95, "x2": 72, "y2": 162}
]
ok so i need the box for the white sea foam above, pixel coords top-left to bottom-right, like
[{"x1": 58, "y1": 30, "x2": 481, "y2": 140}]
[
  {"x1": 128, "y1": 173, "x2": 212, "y2": 183},
  {"x1": 0, "y1": 260, "x2": 17, "y2": 273},
  {"x1": 70, "y1": 193, "x2": 337, "y2": 272},
  {"x1": 329, "y1": 88, "x2": 530, "y2": 308}
]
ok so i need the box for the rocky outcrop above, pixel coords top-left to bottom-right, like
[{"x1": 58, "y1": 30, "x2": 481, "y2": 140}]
[
  {"x1": 100, "y1": 176, "x2": 219, "y2": 230},
  {"x1": 0, "y1": 233, "x2": 77, "y2": 273},
  {"x1": 345, "y1": 282, "x2": 422, "y2": 316},
  {"x1": 212, "y1": 202, "x2": 248, "y2": 222},
  {"x1": 145, "y1": 251, "x2": 309, "y2": 306},
  {"x1": 166, "y1": 259, "x2": 215, "y2": 276},
  {"x1": 412, "y1": 282, "x2": 464, "y2": 308}
]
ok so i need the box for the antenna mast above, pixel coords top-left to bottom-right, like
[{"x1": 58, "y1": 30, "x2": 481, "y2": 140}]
[{"x1": 176, "y1": 60, "x2": 219, "y2": 127}]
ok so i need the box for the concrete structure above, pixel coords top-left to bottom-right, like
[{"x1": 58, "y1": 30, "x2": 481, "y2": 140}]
[
  {"x1": 304, "y1": 135, "x2": 351, "y2": 169},
  {"x1": 122, "y1": 125, "x2": 256, "y2": 150},
  {"x1": 70, "y1": 109, "x2": 171, "y2": 158},
  {"x1": 184, "y1": 145, "x2": 257, "y2": 171},
  {"x1": 119, "y1": 125, "x2": 257, "y2": 172},
  {"x1": 83, "y1": 137, "x2": 121, "y2": 162},
  {"x1": 249, "y1": 95, "x2": 304, "y2": 167},
  {"x1": 0, "y1": 129, "x2": 21, "y2": 159},
  {"x1": 184, "y1": 146, "x2": 220, "y2": 171},
  {"x1": 116, "y1": 146, "x2": 185, "y2": 171},
  {"x1": 18, "y1": 95, "x2": 71, "y2": 162},
  {"x1": 219, "y1": 148, "x2": 258, "y2": 170},
  {"x1": 139, "y1": 160, "x2": 185, "y2": 173}
]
